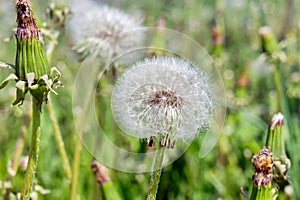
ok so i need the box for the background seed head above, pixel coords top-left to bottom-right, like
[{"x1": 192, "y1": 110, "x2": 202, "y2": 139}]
[
  {"x1": 69, "y1": 0, "x2": 143, "y2": 59},
  {"x1": 112, "y1": 56, "x2": 214, "y2": 144}
]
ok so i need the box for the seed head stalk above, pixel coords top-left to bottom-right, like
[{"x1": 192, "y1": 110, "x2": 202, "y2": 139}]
[
  {"x1": 43, "y1": 7, "x2": 72, "y2": 181},
  {"x1": 146, "y1": 144, "x2": 165, "y2": 200},
  {"x1": 47, "y1": 95, "x2": 72, "y2": 181},
  {"x1": 70, "y1": 73, "x2": 98, "y2": 200},
  {"x1": 70, "y1": 56, "x2": 110, "y2": 200}
]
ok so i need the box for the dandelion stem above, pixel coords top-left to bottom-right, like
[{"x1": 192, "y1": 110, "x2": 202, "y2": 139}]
[
  {"x1": 273, "y1": 61, "x2": 292, "y2": 136},
  {"x1": 20, "y1": 98, "x2": 41, "y2": 200},
  {"x1": 45, "y1": 30, "x2": 72, "y2": 181},
  {"x1": 147, "y1": 145, "x2": 165, "y2": 200},
  {"x1": 273, "y1": 59, "x2": 299, "y2": 195},
  {"x1": 70, "y1": 136, "x2": 83, "y2": 200},
  {"x1": 47, "y1": 95, "x2": 72, "y2": 181},
  {"x1": 70, "y1": 56, "x2": 109, "y2": 199},
  {"x1": 70, "y1": 69, "x2": 98, "y2": 200}
]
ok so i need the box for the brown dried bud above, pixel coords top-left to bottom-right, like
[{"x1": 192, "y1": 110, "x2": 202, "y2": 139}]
[
  {"x1": 252, "y1": 147, "x2": 274, "y2": 186},
  {"x1": 91, "y1": 160, "x2": 110, "y2": 184},
  {"x1": 15, "y1": 0, "x2": 41, "y2": 39}
]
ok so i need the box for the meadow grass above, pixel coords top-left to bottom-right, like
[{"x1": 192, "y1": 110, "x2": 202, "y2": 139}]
[{"x1": 0, "y1": 0, "x2": 299, "y2": 199}]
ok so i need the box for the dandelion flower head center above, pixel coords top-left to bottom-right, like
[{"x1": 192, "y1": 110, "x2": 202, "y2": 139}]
[
  {"x1": 128, "y1": 84, "x2": 186, "y2": 137},
  {"x1": 148, "y1": 89, "x2": 183, "y2": 109}
]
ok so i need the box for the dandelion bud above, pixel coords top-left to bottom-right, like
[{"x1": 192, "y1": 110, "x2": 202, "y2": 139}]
[
  {"x1": 15, "y1": 0, "x2": 50, "y2": 81},
  {"x1": 266, "y1": 113, "x2": 291, "y2": 182},
  {"x1": 112, "y1": 56, "x2": 213, "y2": 148},
  {"x1": 259, "y1": 26, "x2": 279, "y2": 55}
]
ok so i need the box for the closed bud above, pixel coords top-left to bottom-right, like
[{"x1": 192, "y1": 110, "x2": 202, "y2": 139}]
[
  {"x1": 15, "y1": 0, "x2": 50, "y2": 81},
  {"x1": 259, "y1": 26, "x2": 279, "y2": 55},
  {"x1": 266, "y1": 113, "x2": 291, "y2": 182}
]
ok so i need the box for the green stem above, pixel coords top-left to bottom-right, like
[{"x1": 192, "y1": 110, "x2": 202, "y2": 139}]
[
  {"x1": 272, "y1": 60, "x2": 292, "y2": 139},
  {"x1": 70, "y1": 72, "x2": 97, "y2": 200},
  {"x1": 45, "y1": 32, "x2": 59, "y2": 64},
  {"x1": 43, "y1": 20, "x2": 72, "y2": 182},
  {"x1": 146, "y1": 145, "x2": 165, "y2": 200},
  {"x1": 273, "y1": 61, "x2": 293, "y2": 155},
  {"x1": 272, "y1": 60, "x2": 298, "y2": 195},
  {"x1": 70, "y1": 134, "x2": 83, "y2": 200},
  {"x1": 102, "y1": 181, "x2": 122, "y2": 200},
  {"x1": 70, "y1": 57, "x2": 109, "y2": 199},
  {"x1": 20, "y1": 98, "x2": 41, "y2": 200},
  {"x1": 47, "y1": 95, "x2": 72, "y2": 181}
]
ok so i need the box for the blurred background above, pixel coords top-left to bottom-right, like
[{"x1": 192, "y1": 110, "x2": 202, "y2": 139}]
[{"x1": 0, "y1": 0, "x2": 299, "y2": 199}]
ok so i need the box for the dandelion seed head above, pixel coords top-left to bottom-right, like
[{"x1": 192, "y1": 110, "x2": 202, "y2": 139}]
[
  {"x1": 112, "y1": 56, "x2": 214, "y2": 146},
  {"x1": 69, "y1": 0, "x2": 143, "y2": 59}
]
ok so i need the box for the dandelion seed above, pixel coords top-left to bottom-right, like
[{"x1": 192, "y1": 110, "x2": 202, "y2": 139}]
[
  {"x1": 112, "y1": 56, "x2": 214, "y2": 147},
  {"x1": 69, "y1": 0, "x2": 143, "y2": 59}
]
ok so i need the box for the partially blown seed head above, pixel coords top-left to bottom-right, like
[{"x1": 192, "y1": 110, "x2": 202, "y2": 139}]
[
  {"x1": 69, "y1": 1, "x2": 143, "y2": 59},
  {"x1": 112, "y1": 56, "x2": 214, "y2": 147}
]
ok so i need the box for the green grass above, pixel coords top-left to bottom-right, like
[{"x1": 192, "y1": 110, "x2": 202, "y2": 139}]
[{"x1": 0, "y1": 0, "x2": 299, "y2": 199}]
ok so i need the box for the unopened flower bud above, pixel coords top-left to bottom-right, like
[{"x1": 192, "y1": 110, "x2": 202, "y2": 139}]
[
  {"x1": 266, "y1": 113, "x2": 291, "y2": 182},
  {"x1": 15, "y1": 0, "x2": 50, "y2": 81},
  {"x1": 259, "y1": 26, "x2": 279, "y2": 55}
]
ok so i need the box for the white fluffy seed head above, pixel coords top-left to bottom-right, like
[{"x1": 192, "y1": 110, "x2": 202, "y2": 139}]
[
  {"x1": 69, "y1": 0, "x2": 143, "y2": 59},
  {"x1": 112, "y1": 56, "x2": 214, "y2": 146}
]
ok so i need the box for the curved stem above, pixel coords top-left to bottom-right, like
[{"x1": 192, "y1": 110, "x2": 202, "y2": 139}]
[
  {"x1": 146, "y1": 145, "x2": 165, "y2": 200},
  {"x1": 43, "y1": 19, "x2": 72, "y2": 181},
  {"x1": 70, "y1": 135, "x2": 83, "y2": 200},
  {"x1": 20, "y1": 98, "x2": 41, "y2": 200},
  {"x1": 70, "y1": 72, "x2": 97, "y2": 200},
  {"x1": 47, "y1": 95, "x2": 72, "y2": 181},
  {"x1": 70, "y1": 57, "x2": 109, "y2": 200}
]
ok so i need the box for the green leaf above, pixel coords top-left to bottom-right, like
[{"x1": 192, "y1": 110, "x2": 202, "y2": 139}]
[
  {"x1": 40, "y1": 74, "x2": 58, "y2": 95},
  {"x1": 50, "y1": 67, "x2": 61, "y2": 83},
  {"x1": 0, "y1": 61, "x2": 15, "y2": 70},
  {"x1": 0, "y1": 73, "x2": 18, "y2": 89},
  {"x1": 12, "y1": 80, "x2": 27, "y2": 106}
]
